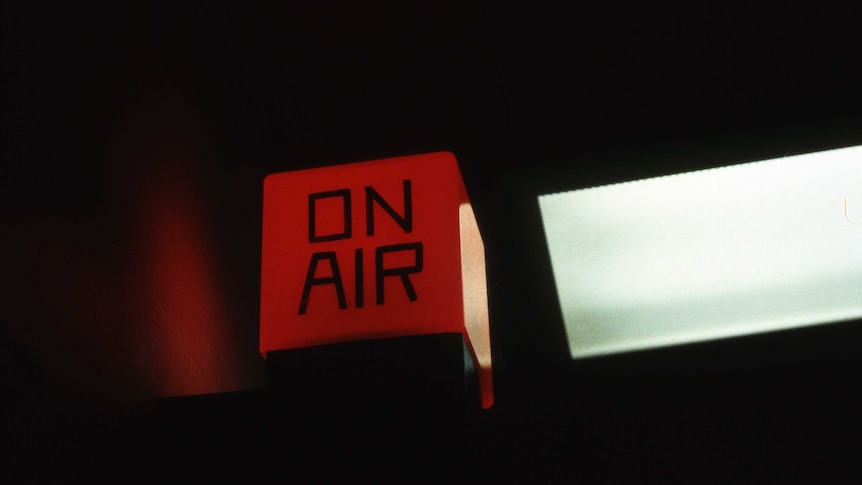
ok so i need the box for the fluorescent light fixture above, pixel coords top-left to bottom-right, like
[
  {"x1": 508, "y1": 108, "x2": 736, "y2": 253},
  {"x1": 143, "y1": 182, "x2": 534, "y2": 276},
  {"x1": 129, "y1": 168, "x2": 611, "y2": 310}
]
[{"x1": 539, "y1": 145, "x2": 862, "y2": 359}]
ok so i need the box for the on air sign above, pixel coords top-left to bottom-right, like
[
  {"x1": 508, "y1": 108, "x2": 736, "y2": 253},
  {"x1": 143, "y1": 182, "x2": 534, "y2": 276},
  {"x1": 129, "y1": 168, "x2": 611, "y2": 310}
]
[{"x1": 261, "y1": 152, "x2": 492, "y2": 408}]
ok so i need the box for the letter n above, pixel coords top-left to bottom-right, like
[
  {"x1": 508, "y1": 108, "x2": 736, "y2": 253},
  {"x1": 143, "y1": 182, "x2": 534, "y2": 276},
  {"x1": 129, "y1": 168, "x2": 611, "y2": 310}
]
[{"x1": 365, "y1": 180, "x2": 412, "y2": 236}]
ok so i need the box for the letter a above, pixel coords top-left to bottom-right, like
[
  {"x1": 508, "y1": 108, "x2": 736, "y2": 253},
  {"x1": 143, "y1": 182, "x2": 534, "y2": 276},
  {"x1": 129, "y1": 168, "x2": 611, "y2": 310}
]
[{"x1": 298, "y1": 252, "x2": 347, "y2": 314}]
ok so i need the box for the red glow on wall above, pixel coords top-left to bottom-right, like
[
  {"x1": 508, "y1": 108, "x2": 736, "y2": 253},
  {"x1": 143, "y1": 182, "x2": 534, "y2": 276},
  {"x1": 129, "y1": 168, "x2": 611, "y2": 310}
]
[
  {"x1": 0, "y1": 80, "x2": 257, "y2": 401},
  {"x1": 135, "y1": 159, "x2": 241, "y2": 397}
]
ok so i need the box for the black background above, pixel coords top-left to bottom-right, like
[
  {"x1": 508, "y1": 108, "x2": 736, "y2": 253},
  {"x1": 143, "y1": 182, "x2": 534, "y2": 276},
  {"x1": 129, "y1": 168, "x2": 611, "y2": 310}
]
[{"x1": 4, "y1": 2, "x2": 862, "y2": 482}]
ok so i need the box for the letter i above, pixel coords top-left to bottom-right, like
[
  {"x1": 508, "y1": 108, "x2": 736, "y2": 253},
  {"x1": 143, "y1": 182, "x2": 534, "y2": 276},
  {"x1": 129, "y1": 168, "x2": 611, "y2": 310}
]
[{"x1": 355, "y1": 248, "x2": 364, "y2": 308}]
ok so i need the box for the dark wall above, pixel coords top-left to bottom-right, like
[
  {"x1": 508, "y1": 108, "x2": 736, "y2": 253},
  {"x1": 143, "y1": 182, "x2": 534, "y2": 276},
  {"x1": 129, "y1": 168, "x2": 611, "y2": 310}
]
[{"x1": 4, "y1": 2, "x2": 862, "y2": 482}]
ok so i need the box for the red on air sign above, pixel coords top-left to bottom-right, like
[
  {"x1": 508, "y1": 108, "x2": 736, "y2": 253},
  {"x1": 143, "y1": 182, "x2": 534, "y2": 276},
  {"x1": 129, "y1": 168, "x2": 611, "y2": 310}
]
[{"x1": 260, "y1": 152, "x2": 493, "y2": 408}]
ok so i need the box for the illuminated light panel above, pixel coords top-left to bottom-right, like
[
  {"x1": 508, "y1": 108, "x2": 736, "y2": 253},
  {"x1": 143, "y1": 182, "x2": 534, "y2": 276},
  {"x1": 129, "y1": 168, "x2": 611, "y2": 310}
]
[{"x1": 539, "y1": 145, "x2": 862, "y2": 359}]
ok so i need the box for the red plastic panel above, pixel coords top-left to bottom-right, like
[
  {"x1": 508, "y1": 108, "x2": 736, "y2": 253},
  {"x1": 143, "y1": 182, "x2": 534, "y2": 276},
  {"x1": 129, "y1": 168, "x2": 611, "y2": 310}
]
[{"x1": 261, "y1": 152, "x2": 492, "y2": 408}]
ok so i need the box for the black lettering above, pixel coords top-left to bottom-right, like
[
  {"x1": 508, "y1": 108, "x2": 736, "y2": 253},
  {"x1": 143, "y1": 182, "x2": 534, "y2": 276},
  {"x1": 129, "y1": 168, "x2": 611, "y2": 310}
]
[
  {"x1": 365, "y1": 180, "x2": 412, "y2": 236},
  {"x1": 309, "y1": 189, "x2": 351, "y2": 243},
  {"x1": 298, "y1": 252, "x2": 347, "y2": 315},
  {"x1": 375, "y1": 242, "x2": 423, "y2": 305},
  {"x1": 355, "y1": 248, "x2": 364, "y2": 308}
]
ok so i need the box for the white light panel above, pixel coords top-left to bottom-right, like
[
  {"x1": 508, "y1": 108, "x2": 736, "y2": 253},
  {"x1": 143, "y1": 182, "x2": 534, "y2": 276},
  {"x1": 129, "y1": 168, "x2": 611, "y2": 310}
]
[{"x1": 539, "y1": 145, "x2": 862, "y2": 359}]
